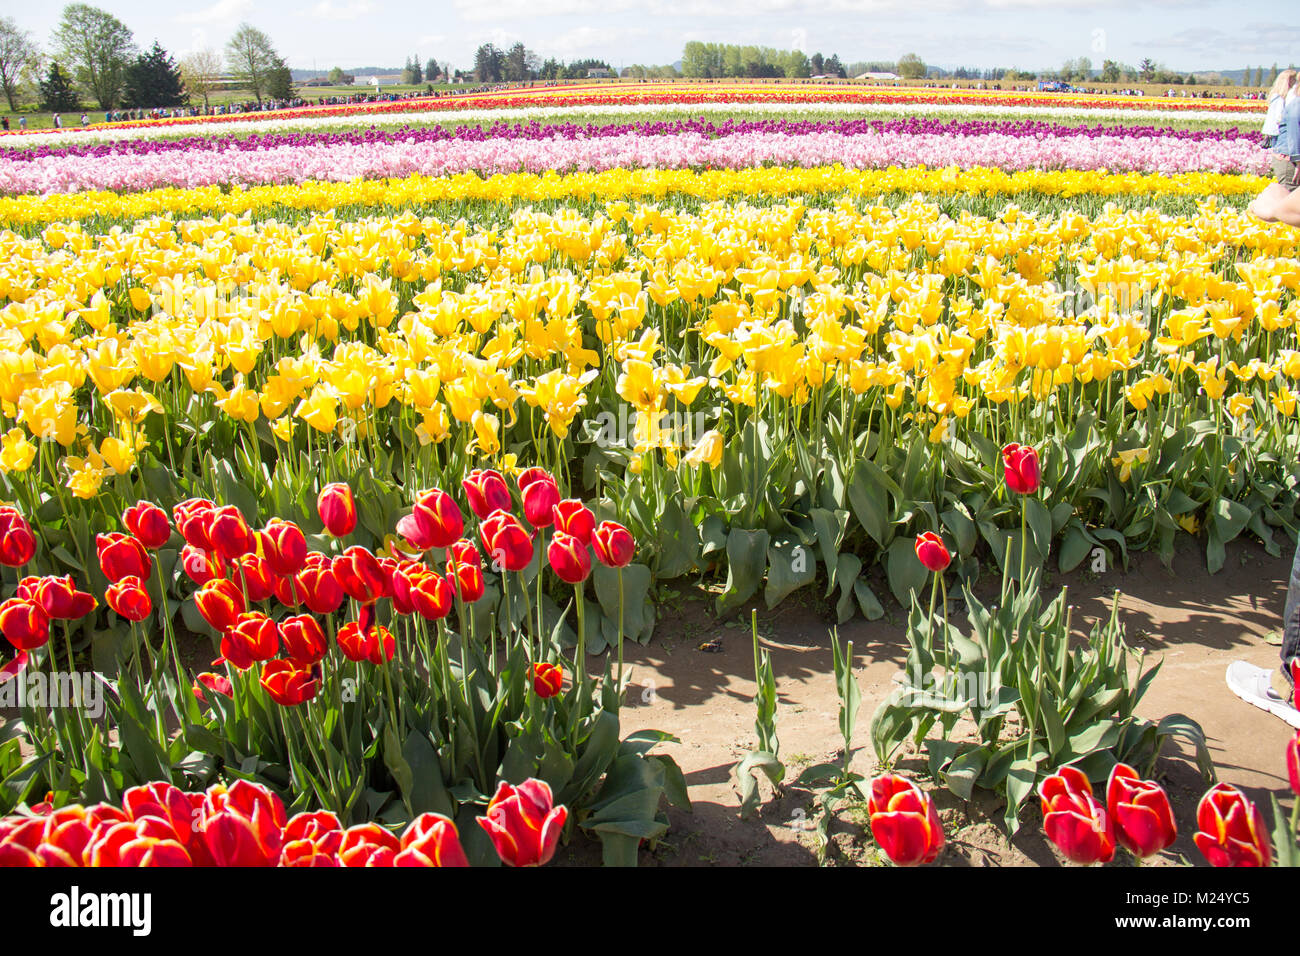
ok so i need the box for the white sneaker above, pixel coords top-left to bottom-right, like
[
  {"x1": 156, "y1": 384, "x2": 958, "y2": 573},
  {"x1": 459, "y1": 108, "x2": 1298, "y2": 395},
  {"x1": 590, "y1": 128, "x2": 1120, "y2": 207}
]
[{"x1": 1225, "y1": 660, "x2": 1300, "y2": 729}]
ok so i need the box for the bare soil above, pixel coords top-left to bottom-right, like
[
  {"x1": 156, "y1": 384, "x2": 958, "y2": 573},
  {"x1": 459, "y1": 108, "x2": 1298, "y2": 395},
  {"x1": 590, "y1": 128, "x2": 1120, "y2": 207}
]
[{"x1": 578, "y1": 538, "x2": 1296, "y2": 867}]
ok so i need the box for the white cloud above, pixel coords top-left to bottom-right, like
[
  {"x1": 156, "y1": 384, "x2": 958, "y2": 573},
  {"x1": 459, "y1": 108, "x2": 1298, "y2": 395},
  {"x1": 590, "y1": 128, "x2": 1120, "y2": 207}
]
[
  {"x1": 308, "y1": 0, "x2": 377, "y2": 19},
  {"x1": 175, "y1": 0, "x2": 253, "y2": 24}
]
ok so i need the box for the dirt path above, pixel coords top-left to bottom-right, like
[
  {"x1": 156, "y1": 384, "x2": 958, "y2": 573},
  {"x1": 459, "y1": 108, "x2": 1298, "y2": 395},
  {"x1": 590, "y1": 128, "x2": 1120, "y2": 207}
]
[{"x1": 598, "y1": 539, "x2": 1296, "y2": 866}]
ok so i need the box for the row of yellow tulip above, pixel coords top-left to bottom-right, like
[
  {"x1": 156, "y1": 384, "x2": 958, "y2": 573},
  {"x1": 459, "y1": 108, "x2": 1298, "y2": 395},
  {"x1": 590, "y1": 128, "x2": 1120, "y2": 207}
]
[{"x1": 0, "y1": 166, "x2": 1269, "y2": 229}]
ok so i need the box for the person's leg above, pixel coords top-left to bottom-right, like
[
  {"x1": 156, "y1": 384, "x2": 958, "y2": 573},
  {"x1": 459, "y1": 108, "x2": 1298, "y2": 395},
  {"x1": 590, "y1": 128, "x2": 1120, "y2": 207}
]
[{"x1": 1282, "y1": 536, "x2": 1300, "y2": 693}]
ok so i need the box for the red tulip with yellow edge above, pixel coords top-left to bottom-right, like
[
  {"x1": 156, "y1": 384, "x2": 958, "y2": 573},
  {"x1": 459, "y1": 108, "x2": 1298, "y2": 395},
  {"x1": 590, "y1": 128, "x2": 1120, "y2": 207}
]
[
  {"x1": 476, "y1": 779, "x2": 568, "y2": 867},
  {"x1": 1039, "y1": 766, "x2": 1115, "y2": 865},
  {"x1": 866, "y1": 773, "x2": 946, "y2": 866},
  {"x1": 105, "y1": 577, "x2": 152, "y2": 623},
  {"x1": 122, "y1": 501, "x2": 171, "y2": 550},
  {"x1": 1106, "y1": 763, "x2": 1177, "y2": 860},
  {"x1": 395, "y1": 813, "x2": 470, "y2": 867},
  {"x1": 317, "y1": 482, "x2": 357, "y2": 537},
  {"x1": 1194, "y1": 784, "x2": 1272, "y2": 867}
]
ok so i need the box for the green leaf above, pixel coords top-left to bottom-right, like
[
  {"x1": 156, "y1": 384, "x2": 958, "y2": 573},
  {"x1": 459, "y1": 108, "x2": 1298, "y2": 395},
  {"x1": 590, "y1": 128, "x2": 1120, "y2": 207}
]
[
  {"x1": 764, "y1": 533, "x2": 817, "y2": 609},
  {"x1": 885, "y1": 537, "x2": 928, "y2": 607},
  {"x1": 716, "y1": 529, "x2": 770, "y2": 615},
  {"x1": 848, "y1": 463, "x2": 892, "y2": 546}
]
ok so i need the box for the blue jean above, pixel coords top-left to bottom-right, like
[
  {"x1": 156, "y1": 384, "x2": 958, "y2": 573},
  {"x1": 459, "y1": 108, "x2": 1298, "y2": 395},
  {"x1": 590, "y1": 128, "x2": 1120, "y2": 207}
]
[{"x1": 1283, "y1": 539, "x2": 1300, "y2": 689}]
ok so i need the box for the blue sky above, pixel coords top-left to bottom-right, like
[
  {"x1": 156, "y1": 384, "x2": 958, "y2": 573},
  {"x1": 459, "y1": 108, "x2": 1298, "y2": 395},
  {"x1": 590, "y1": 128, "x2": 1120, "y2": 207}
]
[{"x1": 9, "y1": 0, "x2": 1297, "y2": 74}]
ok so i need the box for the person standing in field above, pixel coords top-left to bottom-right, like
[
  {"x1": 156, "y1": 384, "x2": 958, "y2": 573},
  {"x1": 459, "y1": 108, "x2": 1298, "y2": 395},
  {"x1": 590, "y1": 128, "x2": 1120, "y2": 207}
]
[{"x1": 1262, "y1": 70, "x2": 1297, "y2": 149}]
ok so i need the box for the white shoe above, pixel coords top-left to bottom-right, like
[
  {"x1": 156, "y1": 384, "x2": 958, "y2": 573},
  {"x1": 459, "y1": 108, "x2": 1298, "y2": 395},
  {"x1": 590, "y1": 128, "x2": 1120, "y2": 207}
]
[{"x1": 1225, "y1": 660, "x2": 1300, "y2": 729}]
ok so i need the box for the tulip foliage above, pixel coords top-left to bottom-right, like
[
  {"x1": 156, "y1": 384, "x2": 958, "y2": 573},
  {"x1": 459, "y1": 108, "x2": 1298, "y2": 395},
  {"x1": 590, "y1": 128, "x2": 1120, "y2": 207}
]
[
  {"x1": 872, "y1": 554, "x2": 1213, "y2": 833},
  {"x1": 0, "y1": 479, "x2": 688, "y2": 867}
]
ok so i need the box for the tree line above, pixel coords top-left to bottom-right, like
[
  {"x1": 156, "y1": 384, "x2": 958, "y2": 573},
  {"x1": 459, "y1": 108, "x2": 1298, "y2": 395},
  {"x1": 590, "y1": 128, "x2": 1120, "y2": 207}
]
[{"x1": 0, "y1": 5, "x2": 295, "y2": 113}]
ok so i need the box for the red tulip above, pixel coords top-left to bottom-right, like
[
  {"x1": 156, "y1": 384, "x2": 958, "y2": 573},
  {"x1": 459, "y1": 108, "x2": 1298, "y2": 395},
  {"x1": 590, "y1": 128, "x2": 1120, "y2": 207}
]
[
  {"x1": 20, "y1": 574, "x2": 96, "y2": 620},
  {"x1": 1106, "y1": 763, "x2": 1177, "y2": 859},
  {"x1": 476, "y1": 779, "x2": 568, "y2": 867},
  {"x1": 233, "y1": 553, "x2": 275, "y2": 603},
  {"x1": 521, "y1": 474, "x2": 561, "y2": 528},
  {"x1": 333, "y1": 546, "x2": 390, "y2": 605},
  {"x1": 551, "y1": 499, "x2": 596, "y2": 545},
  {"x1": 207, "y1": 505, "x2": 254, "y2": 560},
  {"x1": 122, "y1": 501, "x2": 171, "y2": 549},
  {"x1": 0, "y1": 650, "x2": 29, "y2": 686},
  {"x1": 295, "y1": 552, "x2": 344, "y2": 615},
  {"x1": 0, "y1": 598, "x2": 49, "y2": 651},
  {"x1": 34, "y1": 807, "x2": 97, "y2": 866},
  {"x1": 317, "y1": 482, "x2": 357, "y2": 537},
  {"x1": 1039, "y1": 766, "x2": 1115, "y2": 865},
  {"x1": 480, "y1": 509, "x2": 534, "y2": 573},
  {"x1": 337, "y1": 823, "x2": 400, "y2": 867},
  {"x1": 192, "y1": 671, "x2": 233, "y2": 706},
  {"x1": 397, "y1": 488, "x2": 464, "y2": 551},
  {"x1": 172, "y1": 497, "x2": 216, "y2": 551},
  {"x1": 592, "y1": 520, "x2": 635, "y2": 568},
  {"x1": 1288, "y1": 732, "x2": 1300, "y2": 797},
  {"x1": 0, "y1": 506, "x2": 36, "y2": 567},
  {"x1": 914, "y1": 532, "x2": 951, "y2": 573},
  {"x1": 866, "y1": 773, "x2": 946, "y2": 866},
  {"x1": 410, "y1": 571, "x2": 454, "y2": 621},
  {"x1": 395, "y1": 813, "x2": 471, "y2": 867},
  {"x1": 105, "y1": 576, "x2": 152, "y2": 623},
  {"x1": 462, "y1": 468, "x2": 512, "y2": 519},
  {"x1": 96, "y1": 532, "x2": 151, "y2": 582},
  {"x1": 548, "y1": 531, "x2": 591, "y2": 584},
  {"x1": 181, "y1": 544, "x2": 225, "y2": 586},
  {"x1": 337, "y1": 622, "x2": 395, "y2": 665},
  {"x1": 1194, "y1": 784, "x2": 1272, "y2": 867},
  {"x1": 260, "y1": 518, "x2": 308, "y2": 575},
  {"x1": 279, "y1": 811, "x2": 343, "y2": 867},
  {"x1": 280, "y1": 614, "x2": 328, "y2": 666},
  {"x1": 220, "y1": 612, "x2": 280, "y2": 670},
  {"x1": 445, "y1": 540, "x2": 485, "y2": 602},
  {"x1": 260, "y1": 659, "x2": 319, "y2": 706},
  {"x1": 88, "y1": 818, "x2": 192, "y2": 867},
  {"x1": 198, "y1": 780, "x2": 287, "y2": 867},
  {"x1": 1001, "y1": 442, "x2": 1041, "y2": 495},
  {"x1": 195, "y1": 578, "x2": 246, "y2": 633},
  {"x1": 0, "y1": 816, "x2": 44, "y2": 866},
  {"x1": 123, "y1": 782, "x2": 194, "y2": 844},
  {"x1": 531, "y1": 661, "x2": 564, "y2": 698}
]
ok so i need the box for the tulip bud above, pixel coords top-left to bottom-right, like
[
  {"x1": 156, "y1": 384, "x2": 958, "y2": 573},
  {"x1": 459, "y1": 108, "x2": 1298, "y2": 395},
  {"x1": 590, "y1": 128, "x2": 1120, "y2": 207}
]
[
  {"x1": 1038, "y1": 766, "x2": 1115, "y2": 865},
  {"x1": 96, "y1": 532, "x2": 152, "y2": 582},
  {"x1": 260, "y1": 659, "x2": 319, "y2": 706},
  {"x1": 317, "y1": 482, "x2": 357, "y2": 537},
  {"x1": 0, "y1": 506, "x2": 37, "y2": 568},
  {"x1": 24, "y1": 575, "x2": 96, "y2": 620},
  {"x1": 1001, "y1": 442, "x2": 1041, "y2": 495},
  {"x1": 260, "y1": 518, "x2": 307, "y2": 575},
  {"x1": 479, "y1": 509, "x2": 534, "y2": 573},
  {"x1": 0, "y1": 597, "x2": 50, "y2": 651},
  {"x1": 337, "y1": 621, "x2": 395, "y2": 665},
  {"x1": 208, "y1": 505, "x2": 254, "y2": 561},
  {"x1": 105, "y1": 576, "x2": 152, "y2": 623},
  {"x1": 395, "y1": 813, "x2": 470, "y2": 867},
  {"x1": 914, "y1": 531, "x2": 951, "y2": 573},
  {"x1": 334, "y1": 546, "x2": 390, "y2": 604},
  {"x1": 1106, "y1": 763, "x2": 1177, "y2": 860},
  {"x1": 531, "y1": 661, "x2": 564, "y2": 698},
  {"x1": 172, "y1": 497, "x2": 216, "y2": 551},
  {"x1": 547, "y1": 531, "x2": 591, "y2": 584},
  {"x1": 181, "y1": 544, "x2": 225, "y2": 586},
  {"x1": 552, "y1": 499, "x2": 596, "y2": 544},
  {"x1": 1194, "y1": 784, "x2": 1272, "y2": 867},
  {"x1": 592, "y1": 520, "x2": 635, "y2": 568},
  {"x1": 396, "y1": 488, "x2": 464, "y2": 551},
  {"x1": 295, "y1": 553, "x2": 344, "y2": 615},
  {"x1": 476, "y1": 779, "x2": 567, "y2": 867},
  {"x1": 220, "y1": 611, "x2": 280, "y2": 670},
  {"x1": 122, "y1": 501, "x2": 171, "y2": 549},
  {"x1": 521, "y1": 474, "x2": 561, "y2": 529},
  {"x1": 866, "y1": 773, "x2": 946, "y2": 866},
  {"x1": 192, "y1": 671, "x2": 233, "y2": 706},
  {"x1": 233, "y1": 553, "x2": 275, "y2": 603},
  {"x1": 462, "y1": 468, "x2": 512, "y2": 519},
  {"x1": 195, "y1": 578, "x2": 246, "y2": 633},
  {"x1": 280, "y1": 614, "x2": 328, "y2": 666},
  {"x1": 337, "y1": 823, "x2": 400, "y2": 867}
]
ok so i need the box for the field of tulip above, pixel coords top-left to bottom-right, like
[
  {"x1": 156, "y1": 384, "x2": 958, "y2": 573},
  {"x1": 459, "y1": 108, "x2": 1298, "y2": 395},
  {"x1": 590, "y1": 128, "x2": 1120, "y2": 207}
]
[{"x1": 0, "y1": 81, "x2": 1296, "y2": 867}]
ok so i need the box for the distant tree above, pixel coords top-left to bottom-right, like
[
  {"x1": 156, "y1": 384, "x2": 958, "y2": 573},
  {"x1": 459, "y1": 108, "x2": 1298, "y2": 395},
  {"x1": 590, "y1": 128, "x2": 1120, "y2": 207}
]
[
  {"x1": 424, "y1": 57, "x2": 437, "y2": 82},
  {"x1": 1138, "y1": 57, "x2": 1156, "y2": 80},
  {"x1": 124, "y1": 41, "x2": 186, "y2": 108},
  {"x1": 1255, "y1": 66, "x2": 1264, "y2": 87},
  {"x1": 402, "y1": 55, "x2": 421, "y2": 84},
  {"x1": 1101, "y1": 59, "x2": 1121, "y2": 83},
  {"x1": 179, "y1": 49, "x2": 221, "y2": 108},
  {"x1": 896, "y1": 52, "x2": 926, "y2": 79},
  {"x1": 225, "y1": 22, "x2": 282, "y2": 104},
  {"x1": 504, "y1": 42, "x2": 529, "y2": 82},
  {"x1": 823, "y1": 53, "x2": 845, "y2": 78},
  {"x1": 0, "y1": 16, "x2": 39, "y2": 110},
  {"x1": 810, "y1": 51, "x2": 824, "y2": 74},
  {"x1": 38, "y1": 59, "x2": 79, "y2": 111},
  {"x1": 53, "y1": 3, "x2": 137, "y2": 109},
  {"x1": 783, "y1": 49, "x2": 810, "y2": 78},
  {"x1": 473, "y1": 43, "x2": 503, "y2": 82},
  {"x1": 1185, "y1": 74, "x2": 1196, "y2": 86},
  {"x1": 1270, "y1": 62, "x2": 1280, "y2": 85},
  {"x1": 265, "y1": 54, "x2": 292, "y2": 99}
]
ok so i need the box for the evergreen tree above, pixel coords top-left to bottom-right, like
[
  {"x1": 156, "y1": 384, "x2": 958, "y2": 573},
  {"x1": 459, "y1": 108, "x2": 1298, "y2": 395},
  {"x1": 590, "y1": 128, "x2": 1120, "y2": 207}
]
[
  {"x1": 265, "y1": 55, "x2": 292, "y2": 100},
  {"x1": 425, "y1": 57, "x2": 437, "y2": 82},
  {"x1": 39, "y1": 60, "x2": 80, "y2": 111},
  {"x1": 124, "y1": 40, "x2": 187, "y2": 108}
]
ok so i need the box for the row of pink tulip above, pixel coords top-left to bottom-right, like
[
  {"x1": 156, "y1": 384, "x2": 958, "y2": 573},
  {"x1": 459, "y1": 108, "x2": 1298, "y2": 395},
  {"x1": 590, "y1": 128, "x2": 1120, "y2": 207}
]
[{"x1": 0, "y1": 128, "x2": 1269, "y2": 195}]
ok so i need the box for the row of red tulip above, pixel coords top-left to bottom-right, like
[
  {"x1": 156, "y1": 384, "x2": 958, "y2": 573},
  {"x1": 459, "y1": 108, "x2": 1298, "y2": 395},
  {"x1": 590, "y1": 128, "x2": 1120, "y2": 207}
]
[
  {"x1": 0, "y1": 777, "x2": 566, "y2": 867},
  {"x1": 0, "y1": 468, "x2": 638, "y2": 710}
]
